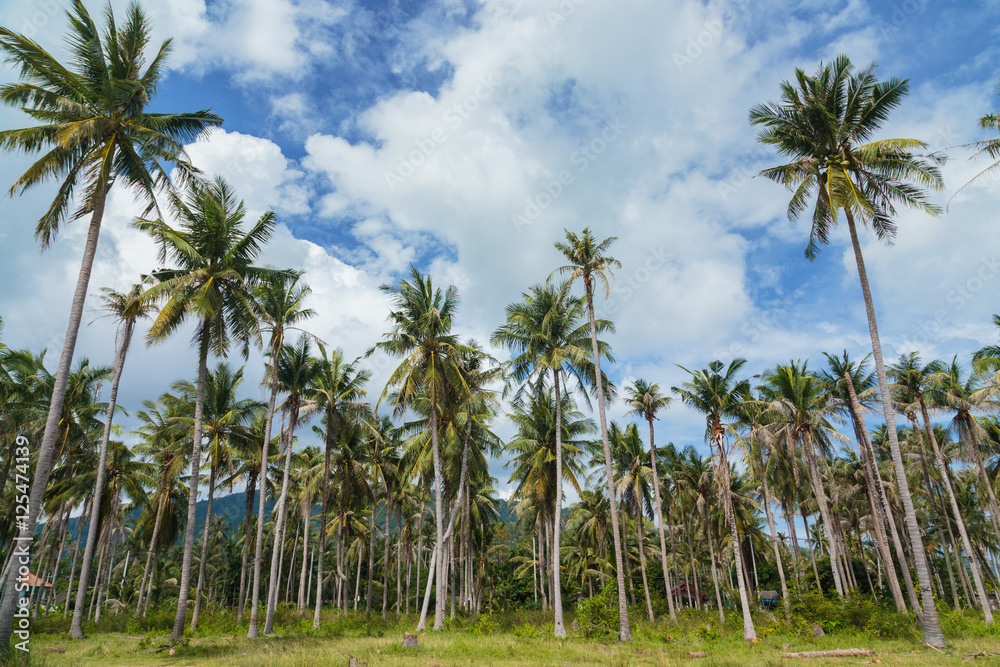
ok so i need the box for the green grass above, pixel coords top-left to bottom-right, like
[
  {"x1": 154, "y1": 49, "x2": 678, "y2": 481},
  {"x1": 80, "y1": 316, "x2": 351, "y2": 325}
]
[{"x1": 18, "y1": 605, "x2": 1000, "y2": 666}]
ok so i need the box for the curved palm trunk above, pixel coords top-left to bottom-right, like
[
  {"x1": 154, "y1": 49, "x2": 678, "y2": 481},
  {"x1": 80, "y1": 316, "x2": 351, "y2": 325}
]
[
  {"x1": 583, "y1": 283, "x2": 630, "y2": 641},
  {"x1": 635, "y1": 503, "x2": 654, "y2": 621},
  {"x1": 70, "y1": 311, "x2": 132, "y2": 638},
  {"x1": 841, "y1": 372, "x2": 906, "y2": 612},
  {"x1": 171, "y1": 329, "x2": 210, "y2": 641},
  {"x1": 137, "y1": 474, "x2": 168, "y2": 617},
  {"x1": 429, "y1": 391, "x2": 447, "y2": 631},
  {"x1": 298, "y1": 504, "x2": 310, "y2": 614},
  {"x1": 801, "y1": 428, "x2": 845, "y2": 597},
  {"x1": 713, "y1": 430, "x2": 756, "y2": 641},
  {"x1": 248, "y1": 342, "x2": 281, "y2": 638},
  {"x1": 191, "y1": 461, "x2": 218, "y2": 631},
  {"x1": 760, "y1": 465, "x2": 790, "y2": 618},
  {"x1": 647, "y1": 417, "x2": 676, "y2": 620},
  {"x1": 382, "y1": 503, "x2": 391, "y2": 619},
  {"x1": 701, "y1": 503, "x2": 725, "y2": 623},
  {"x1": 416, "y1": 432, "x2": 470, "y2": 631},
  {"x1": 264, "y1": 403, "x2": 299, "y2": 634},
  {"x1": 312, "y1": 410, "x2": 335, "y2": 628},
  {"x1": 918, "y1": 398, "x2": 993, "y2": 621},
  {"x1": 0, "y1": 194, "x2": 107, "y2": 649},
  {"x1": 237, "y1": 471, "x2": 257, "y2": 624},
  {"x1": 552, "y1": 371, "x2": 566, "y2": 637},
  {"x1": 845, "y1": 210, "x2": 943, "y2": 647}
]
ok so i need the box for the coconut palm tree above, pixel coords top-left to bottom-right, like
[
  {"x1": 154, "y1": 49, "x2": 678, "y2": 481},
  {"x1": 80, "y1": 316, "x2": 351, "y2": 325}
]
[
  {"x1": 69, "y1": 284, "x2": 154, "y2": 637},
  {"x1": 246, "y1": 270, "x2": 313, "y2": 637},
  {"x1": 264, "y1": 334, "x2": 320, "y2": 634},
  {"x1": 371, "y1": 266, "x2": 469, "y2": 631},
  {"x1": 889, "y1": 353, "x2": 993, "y2": 622},
  {"x1": 954, "y1": 83, "x2": 1000, "y2": 200},
  {"x1": 624, "y1": 379, "x2": 676, "y2": 620},
  {"x1": 673, "y1": 359, "x2": 757, "y2": 641},
  {"x1": 551, "y1": 228, "x2": 630, "y2": 641},
  {"x1": 492, "y1": 281, "x2": 609, "y2": 637},
  {"x1": 303, "y1": 344, "x2": 368, "y2": 627},
  {"x1": 608, "y1": 422, "x2": 656, "y2": 621},
  {"x1": 751, "y1": 55, "x2": 946, "y2": 647},
  {"x1": 820, "y1": 352, "x2": 910, "y2": 613},
  {"x1": 169, "y1": 363, "x2": 262, "y2": 630},
  {"x1": 0, "y1": 1, "x2": 222, "y2": 644},
  {"x1": 135, "y1": 176, "x2": 281, "y2": 641}
]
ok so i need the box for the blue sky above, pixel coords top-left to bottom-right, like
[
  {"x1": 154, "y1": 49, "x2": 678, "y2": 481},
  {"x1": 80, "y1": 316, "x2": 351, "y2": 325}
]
[{"x1": 0, "y1": 0, "x2": 999, "y2": 506}]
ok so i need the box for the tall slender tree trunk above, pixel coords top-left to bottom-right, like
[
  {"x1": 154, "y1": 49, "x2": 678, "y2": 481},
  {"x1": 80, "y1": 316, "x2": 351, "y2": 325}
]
[
  {"x1": 917, "y1": 398, "x2": 992, "y2": 621},
  {"x1": 171, "y1": 329, "x2": 210, "y2": 641},
  {"x1": 761, "y1": 466, "x2": 790, "y2": 617},
  {"x1": 647, "y1": 417, "x2": 675, "y2": 620},
  {"x1": 70, "y1": 304, "x2": 133, "y2": 638},
  {"x1": 298, "y1": 504, "x2": 310, "y2": 614},
  {"x1": 0, "y1": 189, "x2": 110, "y2": 650},
  {"x1": 714, "y1": 430, "x2": 756, "y2": 641},
  {"x1": 845, "y1": 211, "x2": 943, "y2": 647},
  {"x1": 582, "y1": 284, "x2": 631, "y2": 641},
  {"x1": 137, "y1": 484, "x2": 167, "y2": 617},
  {"x1": 801, "y1": 508, "x2": 822, "y2": 591},
  {"x1": 382, "y1": 502, "x2": 391, "y2": 620},
  {"x1": 265, "y1": 405, "x2": 298, "y2": 634},
  {"x1": 801, "y1": 429, "x2": 845, "y2": 597},
  {"x1": 238, "y1": 471, "x2": 257, "y2": 624},
  {"x1": 429, "y1": 391, "x2": 447, "y2": 631},
  {"x1": 248, "y1": 337, "x2": 281, "y2": 638},
  {"x1": 782, "y1": 503, "x2": 801, "y2": 586},
  {"x1": 552, "y1": 371, "x2": 567, "y2": 637},
  {"x1": 192, "y1": 462, "x2": 218, "y2": 631},
  {"x1": 635, "y1": 504, "x2": 654, "y2": 621},
  {"x1": 702, "y1": 503, "x2": 725, "y2": 623},
  {"x1": 313, "y1": 409, "x2": 335, "y2": 629},
  {"x1": 842, "y1": 372, "x2": 905, "y2": 611}
]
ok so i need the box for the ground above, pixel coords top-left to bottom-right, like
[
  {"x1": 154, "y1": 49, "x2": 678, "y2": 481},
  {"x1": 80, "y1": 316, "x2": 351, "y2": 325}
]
[{"x1": 18, "y1": 609, "x2": 1000, "y2": 667}]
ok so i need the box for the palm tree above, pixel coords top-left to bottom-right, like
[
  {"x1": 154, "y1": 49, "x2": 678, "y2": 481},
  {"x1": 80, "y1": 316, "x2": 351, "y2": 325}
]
[
  {"x1": 673, "y1": 359, "x2": 757, "y2": 642},
  {"x1": 303, "y1": 344, "x2": 368, "y2": 627},
  {"x1": 954, "y1": 82, "x2": 1000, "y2": 200},
  {"x1": 69, "y1": 284, "x2": 154, "y2": 637},
  {"x1": 0, "y1": 1, "x2": 222, "y2": 645},
  {"x1": 169, "y1": 363, "x2": 261, "y2": 630},
  {"x1": 758, "y1": 362, "x2": 850, "y2": 597},
  {"x1": 624, "y1": 379, "x2": 677, "y2": 621},
  {"x1": 264, "y1": 334, "x2": 320, "y2": 634},
  {"x1": 492, "y1": 281, "x2": 608, "y2": 637},
  {"x1": 136, "y1": 176, "x2": 280, "y2": 641},
  {"x1": 371, "y1": 266, "x2": 468, "y2": 631},
  {"x1": 821, "y1": 352, "x2": 910, "y2": 613},
  {"x1": 608, "y1": 422, "x2": 656, "y2": 621},
  {"x1": 551, "y1": 228, "x2": 630, "y2": 641},
  {"x1": 246, "y1": 270, "x2": 313, "y2": 637},
  {"x1": 889, "y1": 353, "x2": 993, "y2": 622},
  {"x1": 751, "y1": 55, "x2": 946, "y2": 647}
]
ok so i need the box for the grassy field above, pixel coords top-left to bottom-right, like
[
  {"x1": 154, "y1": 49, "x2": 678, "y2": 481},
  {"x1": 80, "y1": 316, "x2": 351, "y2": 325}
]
[{"x1": 17, "y1": 606, "x2": 1000, "y2": 666}]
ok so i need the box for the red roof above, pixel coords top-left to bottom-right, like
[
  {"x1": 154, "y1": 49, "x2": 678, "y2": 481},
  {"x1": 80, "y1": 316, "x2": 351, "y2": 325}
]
[{"x1": 19, "y1": 572, "x2": 50, "y2": 588}]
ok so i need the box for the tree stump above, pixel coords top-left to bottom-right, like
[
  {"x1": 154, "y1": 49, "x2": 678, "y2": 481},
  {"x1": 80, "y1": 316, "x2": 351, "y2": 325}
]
[
  {"x1": 403, "y1": 632, "x2": 419, "y2": 648},
  {"x1": 812, "y1": 623, "x2": 825, "y2": 638}
]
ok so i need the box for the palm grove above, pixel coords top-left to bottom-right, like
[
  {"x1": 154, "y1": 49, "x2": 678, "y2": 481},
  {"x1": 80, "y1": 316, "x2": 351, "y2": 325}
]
[{"x1": 0, "y1": 0, "x2": 999, "y2": 654}]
